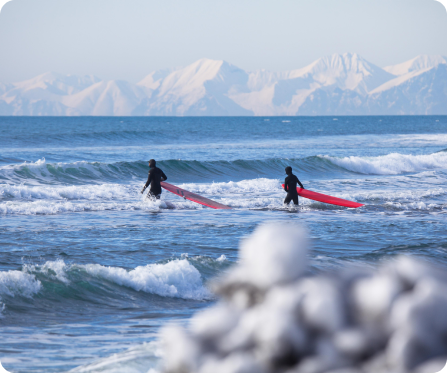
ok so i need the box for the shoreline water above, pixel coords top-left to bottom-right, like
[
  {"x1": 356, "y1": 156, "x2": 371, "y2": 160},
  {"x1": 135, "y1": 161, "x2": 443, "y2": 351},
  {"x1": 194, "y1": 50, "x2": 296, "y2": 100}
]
[{"x1": 0, "y1": 116, "x2": 446, "y2": 372}]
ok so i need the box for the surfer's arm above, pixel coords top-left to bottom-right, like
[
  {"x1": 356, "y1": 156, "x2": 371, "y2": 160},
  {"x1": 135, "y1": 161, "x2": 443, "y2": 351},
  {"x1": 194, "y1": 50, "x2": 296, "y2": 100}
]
[
  {"x1": 141, "y1": 173, "x2": 152, "y2": 193},
  {"x1": 297, "y1": 179, "x2": 304, "y2": 189},
  {"x1": 283, "y1": 178, "x2": 289, "y2": 192},
  {"x1": 161, "y1": 170, "x2": 167, "y2": 181}
]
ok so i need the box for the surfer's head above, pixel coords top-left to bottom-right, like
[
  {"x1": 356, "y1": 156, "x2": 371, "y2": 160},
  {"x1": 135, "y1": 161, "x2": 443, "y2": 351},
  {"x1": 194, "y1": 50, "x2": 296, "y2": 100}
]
[
  {"x1": 149, "y1": 159, "x2": 156, "y2": 168},
  {"x1": 285, "y1": 166, "x2": 292, "y2": 175}
]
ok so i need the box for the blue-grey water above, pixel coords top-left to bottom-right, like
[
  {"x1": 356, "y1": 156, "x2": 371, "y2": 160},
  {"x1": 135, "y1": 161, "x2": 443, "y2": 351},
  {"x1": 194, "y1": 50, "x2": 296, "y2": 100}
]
[{"x1": 0, "y1": 116, "x2": 446, "y2": 372}]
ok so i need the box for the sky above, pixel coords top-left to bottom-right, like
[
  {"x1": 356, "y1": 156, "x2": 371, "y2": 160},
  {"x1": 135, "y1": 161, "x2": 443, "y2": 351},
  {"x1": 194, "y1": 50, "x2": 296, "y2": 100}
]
[{"x1": 0, "y1": 0, "x2": 446, "y2": 83}]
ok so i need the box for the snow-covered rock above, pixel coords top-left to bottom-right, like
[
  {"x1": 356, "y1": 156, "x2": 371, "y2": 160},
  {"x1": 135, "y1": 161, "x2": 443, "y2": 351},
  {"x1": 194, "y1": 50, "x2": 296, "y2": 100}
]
[{"x1": 161, "y1": 223, "x2": 447, "y2": 373}]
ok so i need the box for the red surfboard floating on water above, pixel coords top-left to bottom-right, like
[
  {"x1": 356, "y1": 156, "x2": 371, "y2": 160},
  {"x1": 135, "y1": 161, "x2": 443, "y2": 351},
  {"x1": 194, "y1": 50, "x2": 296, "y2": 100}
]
[
  {"x1": 282, "y1": 184, "x2": 364, "y2": 208},
  {"x1": 161, "y1": 182, "x2": 232, "y2": 210}
]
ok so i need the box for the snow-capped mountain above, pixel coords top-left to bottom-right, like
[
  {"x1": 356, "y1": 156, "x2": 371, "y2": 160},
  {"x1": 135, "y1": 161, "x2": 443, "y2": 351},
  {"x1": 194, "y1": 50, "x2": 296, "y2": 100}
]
[
  {"x1": 383, "y1": 55, "x2": 447, "y2": 76},
  {"x1": 1, "y1": 53, "x2": 446, "y2": 116},
  {"x1": 135, "y1": 59, "x2": 252, "y2": 116}
]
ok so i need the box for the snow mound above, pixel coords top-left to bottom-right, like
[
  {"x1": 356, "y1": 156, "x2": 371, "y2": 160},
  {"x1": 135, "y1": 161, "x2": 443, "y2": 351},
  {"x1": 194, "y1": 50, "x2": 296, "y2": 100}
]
[{"x1": 161, "y1": 223, "x2": 447, "y2": 373}]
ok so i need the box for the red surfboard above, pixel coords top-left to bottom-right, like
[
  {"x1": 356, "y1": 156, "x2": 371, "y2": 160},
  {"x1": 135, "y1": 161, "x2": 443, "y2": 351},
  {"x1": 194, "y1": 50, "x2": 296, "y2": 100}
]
[
  {"x1": 161, "y1": 182, "x2": 232, "y2": 210},
  {"x1": 282, "y1": 184, "x2": 364, "y2": 208}
]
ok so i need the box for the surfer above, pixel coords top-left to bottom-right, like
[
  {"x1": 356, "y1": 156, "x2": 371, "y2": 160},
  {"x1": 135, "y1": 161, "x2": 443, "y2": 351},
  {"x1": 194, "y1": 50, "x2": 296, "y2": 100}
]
[
  {"x1": 141, "y1": 159, "x2": 167, "y2": 199},
  {"x1": 283, "y1": 166, "x2": 304, "y2": 205}
]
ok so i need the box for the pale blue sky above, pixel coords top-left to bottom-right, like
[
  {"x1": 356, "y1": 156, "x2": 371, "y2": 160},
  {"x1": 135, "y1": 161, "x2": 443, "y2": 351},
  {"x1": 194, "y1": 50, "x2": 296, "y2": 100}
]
[{"x1": 0, "y1": 0, "x2": 446, "y2": 83}]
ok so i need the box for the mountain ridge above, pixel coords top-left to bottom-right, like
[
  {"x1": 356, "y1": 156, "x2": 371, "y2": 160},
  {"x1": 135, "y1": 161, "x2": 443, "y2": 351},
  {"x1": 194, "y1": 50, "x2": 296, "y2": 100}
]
[{"x1": 1, "y1": 53, "x2": 446, "y2": 116}]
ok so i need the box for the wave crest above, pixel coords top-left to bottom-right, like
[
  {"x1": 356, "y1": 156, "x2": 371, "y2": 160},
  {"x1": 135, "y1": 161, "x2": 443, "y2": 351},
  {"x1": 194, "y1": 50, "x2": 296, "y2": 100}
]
[
  {"x1": 1, "y1": 152, "x2": 446, "y2": 186},
  {"x1": 5, "y1": 259, "x2": 211, "y2": 301},
  {"x1": 322, "y1": 152, "x2": 447, "y2": 175}
]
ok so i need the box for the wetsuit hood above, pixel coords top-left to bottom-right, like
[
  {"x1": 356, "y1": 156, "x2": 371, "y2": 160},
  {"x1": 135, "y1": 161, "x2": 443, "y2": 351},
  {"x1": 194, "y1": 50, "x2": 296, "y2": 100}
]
[
  {"x1": 285, "y1": 166, "x2": 293, "y2": 175},
  {"x1": 149, "y1": 159, "x2": 156, "y2": 168}
]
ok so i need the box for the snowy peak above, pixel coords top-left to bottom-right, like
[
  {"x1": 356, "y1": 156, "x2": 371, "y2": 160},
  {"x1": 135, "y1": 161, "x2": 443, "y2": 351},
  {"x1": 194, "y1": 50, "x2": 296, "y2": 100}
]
[
  {"x1": 137, "y1": 69, "x2": 175, "y2": 91},
  {"x1": 288, "y1": 53, "x2": 394, "y2": 93},
  {"x1": 384, "y1": 55, "x2": 447, "y2": 76},
  {"x1": 138, "y1": 59, "x2": 250, "y2": 116},
  {"x1": 11, "y1": 72, "x2": 100, "y2": 95},
  {"x1": 155, "y1": 58, "x2": 248, "y2": 97},
  {"x1": 62, "y1": 80, "x2": 146, "y2": 116},
  {"x1": 1, "y1": 54, "x2": 447, "y2": 116},
  {"x1": 157, "y1": 59, "x2": 224, "y2": 95}
]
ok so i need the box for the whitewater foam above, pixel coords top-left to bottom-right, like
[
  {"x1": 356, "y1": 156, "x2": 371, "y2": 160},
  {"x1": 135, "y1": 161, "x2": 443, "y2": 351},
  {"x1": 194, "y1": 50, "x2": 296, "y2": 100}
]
[
  {"x1": 0, "y1": 183, "x2": 132, "y2": 201},
  {"x1": 19, "y1": 259, "x2": 211, "y2": 301},
  {"x1": 3, "y1": 176, "x2": 445, "y2": 215},
  {"x1": 0, "y1": 258, "x2": 213, "y2": 317},
  {"x1": 323, "y1": 152, "x2": 447, "y2": 175},
  {"x1": 82, "y1": 260, "x2": 211, "y2": 300},
  {"x1": 0, "y1": 270, "x2": 41, "y2": 298},
  {"x1": 69, "y1": 341, "x2": 163, "y2": 373},
  {"x1": 24, "y1": 260, "x2": 70, "y2": 284}
]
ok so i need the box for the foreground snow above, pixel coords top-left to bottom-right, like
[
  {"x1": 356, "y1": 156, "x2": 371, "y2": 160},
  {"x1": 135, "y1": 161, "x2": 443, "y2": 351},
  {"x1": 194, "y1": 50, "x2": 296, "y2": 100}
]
[{"x1": 161, "y1": 223, "x2": 447, "y2": 373}]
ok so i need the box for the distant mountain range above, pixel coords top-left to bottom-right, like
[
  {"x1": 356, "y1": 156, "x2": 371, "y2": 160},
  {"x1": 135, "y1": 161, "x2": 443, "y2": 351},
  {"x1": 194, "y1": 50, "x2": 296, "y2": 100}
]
[{"x1": 1, "y1": 53, "x2": 446, "y2": 116}]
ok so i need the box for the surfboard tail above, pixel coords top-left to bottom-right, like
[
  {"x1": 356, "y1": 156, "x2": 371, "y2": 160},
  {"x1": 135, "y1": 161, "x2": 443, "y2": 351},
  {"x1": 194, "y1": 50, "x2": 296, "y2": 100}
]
[
  {"x1": 282, "y1": 184, "x2": 364, "y2": 208},
  {"x1": 161, "y1": 182, "x2": 232, "y2": 210}
]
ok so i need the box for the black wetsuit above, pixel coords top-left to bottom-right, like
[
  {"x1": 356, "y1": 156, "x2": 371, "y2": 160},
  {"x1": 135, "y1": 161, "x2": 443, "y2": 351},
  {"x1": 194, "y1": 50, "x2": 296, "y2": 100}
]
[
  {"x1": 144, "y1": 166, "x2": 167, "y2": 198},
  {"x1": 284, "y1": 174, "x2": 304, "y2": 205}
]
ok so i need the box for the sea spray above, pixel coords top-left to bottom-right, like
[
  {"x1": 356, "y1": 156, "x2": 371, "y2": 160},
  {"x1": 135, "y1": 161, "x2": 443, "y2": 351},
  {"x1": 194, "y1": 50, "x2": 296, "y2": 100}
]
[{"x1": 161, "y1": 223, "x2": 447, "y2": 373}]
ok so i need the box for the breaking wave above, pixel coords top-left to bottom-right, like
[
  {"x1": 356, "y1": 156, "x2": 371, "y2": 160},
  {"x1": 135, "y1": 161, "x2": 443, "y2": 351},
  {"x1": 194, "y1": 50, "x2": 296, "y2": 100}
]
[
  {"x1": 1, "y1": 151, "x2": 445, "y2": 187},
  {"x1": 0, "y1": 259, "x2": 214, "y2": 307},
  {"x1": 323, "y1": 151, "x2": 447, "y2": 175}
]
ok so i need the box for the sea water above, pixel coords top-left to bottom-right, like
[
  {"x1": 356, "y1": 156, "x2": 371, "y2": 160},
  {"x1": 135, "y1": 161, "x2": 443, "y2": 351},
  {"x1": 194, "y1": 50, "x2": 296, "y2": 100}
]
[{"x1": 0, "y1": 116, "x2": 446, "y2": 372}]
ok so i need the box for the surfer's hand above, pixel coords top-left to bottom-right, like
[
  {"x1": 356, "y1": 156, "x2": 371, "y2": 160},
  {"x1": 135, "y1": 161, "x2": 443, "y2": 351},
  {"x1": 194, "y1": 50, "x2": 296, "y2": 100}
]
[{"x1": 140, "y1": 188, "x2": 145, "y2": 194}]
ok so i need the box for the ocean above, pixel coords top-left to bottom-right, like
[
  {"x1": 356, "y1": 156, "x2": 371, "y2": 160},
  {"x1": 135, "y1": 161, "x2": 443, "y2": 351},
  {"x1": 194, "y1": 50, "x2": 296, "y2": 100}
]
[{"x1": 0, "y1": 116, "x2": 446, "y2": 372}]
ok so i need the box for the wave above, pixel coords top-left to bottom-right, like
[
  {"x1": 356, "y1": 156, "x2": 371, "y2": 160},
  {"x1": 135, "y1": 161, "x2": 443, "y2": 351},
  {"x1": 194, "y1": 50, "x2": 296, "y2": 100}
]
[
  {"x1": 3, "y1": 127, "x2": 172, "y2": 149},
  {"x1": 3, "y1": 151, "x2": 445, "y2": 187},
  {"x1": 0, "y1": 158, "x2": 148, "y2": 185},
  {"x1": 323, "y1": 152, "x2": 447, "y2": 175},
  {"x1": 80, "y1": 260, "x2": 210, "y2": 300},
  {"x1": 2, "y1": 152, "x2": 447, "y2": 187},
  {"x1": 0, "y1": 258, "x2": 217, "y2": 310},
  {"x1": 0, "y1": 270, "x2": 42, "y2": 298}
]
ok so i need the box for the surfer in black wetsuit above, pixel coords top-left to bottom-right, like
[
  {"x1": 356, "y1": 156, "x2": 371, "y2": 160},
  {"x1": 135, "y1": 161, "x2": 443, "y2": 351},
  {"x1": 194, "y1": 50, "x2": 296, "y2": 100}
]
[
  {"x1": 283, "y1": 166, "x2": 304, "y2": 205},
  {"x1": 141, "y1": 159, "x2": 167, "y2": 199}
]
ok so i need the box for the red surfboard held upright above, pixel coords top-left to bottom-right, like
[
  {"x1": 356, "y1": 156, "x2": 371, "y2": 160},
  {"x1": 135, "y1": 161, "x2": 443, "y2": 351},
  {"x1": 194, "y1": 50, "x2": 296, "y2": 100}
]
[
  {"x1": 282, "y1": 184, "x2": 364, "y2": 208},
  {"x1": 161, "y1": 182, "x2": 232, "y2": 210}
]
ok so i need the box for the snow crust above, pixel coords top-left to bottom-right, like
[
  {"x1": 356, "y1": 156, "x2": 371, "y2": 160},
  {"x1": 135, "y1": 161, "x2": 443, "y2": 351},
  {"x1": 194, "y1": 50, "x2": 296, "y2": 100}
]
[
  {"x1": 1, "y1": 54, "x2": 447, "y2": 115},
  {"x1": 161, "y1": 223, "x2": 447, "y2": 373}
]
